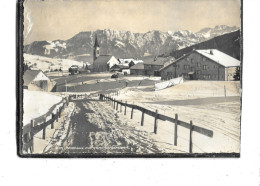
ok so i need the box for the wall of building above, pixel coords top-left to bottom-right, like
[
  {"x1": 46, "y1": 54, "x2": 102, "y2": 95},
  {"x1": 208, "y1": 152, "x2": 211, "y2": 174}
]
[
  {"x1": 130, "y1": 69, "x2": 145, "y2": 75},
  {"x1": 93, "y1": 62, "x2": 109, "y2": 72},
  {"x1": 28, "y1": 80, "x2": 56, "y2": 92},
  {"x1": 160, "y1": 52, "x2": 227, "y2": 81},
  {"x1": 144, "y1": 64, "x2": 163, "y2": 76},
  {"x1": 93, "y1": 56, "x2": 119, "y2": 72}
]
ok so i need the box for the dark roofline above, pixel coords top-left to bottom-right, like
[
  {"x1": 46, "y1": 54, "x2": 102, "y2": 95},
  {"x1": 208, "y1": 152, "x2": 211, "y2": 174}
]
[
  {"x1": 130, "y1": 63, "x2": 144, "y2": 70},
  {"x1": 159, "y1": 51, "x2": 194, "y2": 71},
  {"x1": 144, "y1": 57, "x2": 171, "y2": 65}
]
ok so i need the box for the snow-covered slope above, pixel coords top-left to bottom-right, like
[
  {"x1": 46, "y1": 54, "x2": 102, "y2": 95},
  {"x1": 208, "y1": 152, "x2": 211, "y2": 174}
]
[{"x1": 24, "y1": 53, "x2": 84, "y2": 72}]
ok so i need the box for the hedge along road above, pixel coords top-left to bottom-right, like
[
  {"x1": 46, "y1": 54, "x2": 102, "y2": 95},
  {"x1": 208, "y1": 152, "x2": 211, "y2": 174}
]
[{"x1": 65, "y1": 97, "x2": 164, "y2": 154}]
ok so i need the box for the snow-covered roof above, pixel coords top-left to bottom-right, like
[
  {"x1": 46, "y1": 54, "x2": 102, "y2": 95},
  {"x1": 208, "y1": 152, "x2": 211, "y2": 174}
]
[
  {"x1": 160, "y1": 49, "x2": 240, "y2": 72},
  {"x1": 23, "y1": 70, "x2": 42, "y2": 86},
  {"x1": 195, "y1": 49, "x2": 240, "y2": 67}
]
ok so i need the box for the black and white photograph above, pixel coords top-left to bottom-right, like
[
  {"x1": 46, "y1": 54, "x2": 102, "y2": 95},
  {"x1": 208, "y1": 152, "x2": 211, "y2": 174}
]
[{"x1": 18, "y1": 0, "x2": 242, "y2": 157}]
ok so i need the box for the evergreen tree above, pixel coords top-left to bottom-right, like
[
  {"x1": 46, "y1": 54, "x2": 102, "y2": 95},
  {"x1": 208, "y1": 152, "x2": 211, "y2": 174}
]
[{"x1": 233, "y1": 67, "x2": 240, "y2": 81}]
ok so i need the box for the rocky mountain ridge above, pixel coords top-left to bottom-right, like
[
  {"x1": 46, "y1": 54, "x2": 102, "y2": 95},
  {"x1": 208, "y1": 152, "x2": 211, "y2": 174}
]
[{"x1": 24, "y1": 25, "x2": 239, "y2": 62}]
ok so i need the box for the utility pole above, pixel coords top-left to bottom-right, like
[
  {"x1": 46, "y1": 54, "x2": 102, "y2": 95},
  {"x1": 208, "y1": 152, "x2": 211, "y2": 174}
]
[{"x1": 65, "y1": 80, "x2": 67, "y2": 94}]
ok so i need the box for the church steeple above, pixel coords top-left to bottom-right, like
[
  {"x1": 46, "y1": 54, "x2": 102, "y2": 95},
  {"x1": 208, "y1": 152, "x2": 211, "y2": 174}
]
[{"x1": 93, "y1": 34, "x2": 100, "y2": 62}]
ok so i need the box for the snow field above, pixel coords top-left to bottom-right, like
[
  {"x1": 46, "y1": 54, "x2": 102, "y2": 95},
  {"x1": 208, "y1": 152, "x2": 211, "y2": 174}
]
[
  {"x1": 24, "y1": 53, "x2": 84, "y2": 71},
  {"x1": 107, "y1": 80, "x2": 241, "y2": 153},
  {"x1": 23, "y1": 90, "x2": 63, "y2": 125}
]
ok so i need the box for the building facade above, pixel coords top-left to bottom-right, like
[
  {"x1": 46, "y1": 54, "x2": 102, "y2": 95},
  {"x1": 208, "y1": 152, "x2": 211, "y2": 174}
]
[
  {"x1": 23, "y1": 70, "x2": 56, "y2": 92},
  {"x1": 159, "y1": 49, "x2": 240, "y2": 81},
  {"x1": 130, "y1": 63, "x2": 145, "y2": 75},
  {"x1": 93, "y1": 55, "x2": 119, "y2": 72},
  {"x1": 143, "y1": 57, "x2": 173, "y2": 76}
]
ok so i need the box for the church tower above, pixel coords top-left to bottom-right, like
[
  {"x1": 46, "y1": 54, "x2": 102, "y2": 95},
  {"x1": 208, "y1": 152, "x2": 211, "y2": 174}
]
[{"x1": 93, "y1": 34, "x2": 100, "y2": 63}]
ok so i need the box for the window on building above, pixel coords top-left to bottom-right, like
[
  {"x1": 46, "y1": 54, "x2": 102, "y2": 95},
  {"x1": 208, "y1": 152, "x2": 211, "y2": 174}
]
[
  {"x1": 203, "y1": 65, "x2": 207, "y2": 70},
  {"x1": 196, "y1": 70, "x2": 201, "y2": 75},
  {"x1": 197, "y1": 62, "x2": 201, "y2": 67},
  {"x1": 208, "y1": 75, "x2": 211, "y2": 79},
  {"x1": 167, "y1": 72, "x2": 172, "y2": 77},
  {"x1": 184, "y1": 65, "x2": 190, "y2": 70},
  {"x1": 187, "y1": 57, "x2": 189, "y2": 61},
  {"x1": 203, "y1": 57, "x2": 206, "y2": 61}
]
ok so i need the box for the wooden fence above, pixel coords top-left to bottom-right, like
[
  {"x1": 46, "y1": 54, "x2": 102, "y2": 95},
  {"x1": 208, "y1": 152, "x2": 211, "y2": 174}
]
[
  {"x1": 22, "y1": 97, "x2": 69, "y2": 153},
  {"x1": 99, "y1": 94, "x2": 213, "y2": 153}
]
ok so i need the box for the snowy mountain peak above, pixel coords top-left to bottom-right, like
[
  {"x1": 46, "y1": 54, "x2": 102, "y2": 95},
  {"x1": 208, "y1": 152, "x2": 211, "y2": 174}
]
[{"x1": 24, "y1": 25, "x2": 240, "y2": 59}]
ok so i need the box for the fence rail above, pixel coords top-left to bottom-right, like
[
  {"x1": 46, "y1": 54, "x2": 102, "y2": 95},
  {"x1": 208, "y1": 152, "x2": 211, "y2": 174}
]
[
  {"x1": 99, "y1": 94, "x2": 213, "y2": 153},
  {"x1": 22, "y1": 97, "x2": 69, "y2": 153}
]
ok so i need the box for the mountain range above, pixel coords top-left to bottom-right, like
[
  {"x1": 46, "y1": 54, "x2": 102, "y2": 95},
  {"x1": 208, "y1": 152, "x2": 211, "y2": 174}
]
[{"x1": 24, "y1": 25, "x2": 239, "y2": 62}]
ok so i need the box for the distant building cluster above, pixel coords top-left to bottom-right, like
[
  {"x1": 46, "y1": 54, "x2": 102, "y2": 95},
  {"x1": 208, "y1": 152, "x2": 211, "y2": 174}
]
[{"x1": 87, "y1": 35, "x2": 240, "y2": 81}]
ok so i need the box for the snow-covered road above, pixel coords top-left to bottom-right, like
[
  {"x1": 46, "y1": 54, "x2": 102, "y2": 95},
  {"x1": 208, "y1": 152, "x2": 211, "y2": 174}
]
[{"x1": 65, "y1": 97, "x2": 164, "y2": 154}]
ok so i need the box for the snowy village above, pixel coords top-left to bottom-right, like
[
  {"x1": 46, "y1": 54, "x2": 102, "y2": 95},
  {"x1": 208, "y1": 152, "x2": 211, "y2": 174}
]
[{"x1": 20, "y1": 0, "x2": 241, "y2": 156}]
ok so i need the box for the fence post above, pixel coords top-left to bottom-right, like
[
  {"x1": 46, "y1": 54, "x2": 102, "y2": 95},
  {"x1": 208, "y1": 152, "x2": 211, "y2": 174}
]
[
  {"x1": 59, "y1": 107, "x2": 62, "y2": 118},
  {"x1": 131, "y1": 104, "x2": 134, "y2": 119},
  {"x1": 224, "y1": 85, "x2": 226, "y2": 97},
  {"x1": 120, "y1": 100, "x2": 122, "y2": 112},
  {"x1": 51, "y1": 113, "x2": 55, "y2": 129},
  {"x1": 124, "y1": 101, "x2": 127, "y2": 115},
  {"x1": 141, "y1": 109, "x2": 144, "y2": 126},
  {"x1": 55, "y1": 109, "x2": 58, "y2": 122},
  {"x1": 113, "y1": 98, "x2": 116, "y2": 109},
  {"x1": 30, "y1": 120, "x2": 35, "y2": 153},
  {"x1": 189, "y1": 120, "x2": 193, "y2": 153},
  {"x1": 42, "y1": 115, "x2": 46, "y2": 139},
  {"x1": 174, "y1": 114, "x2": 178, "y2": 146},
  {"x1": 154, "y1": 110, "x2": 158, "y2": 134}
]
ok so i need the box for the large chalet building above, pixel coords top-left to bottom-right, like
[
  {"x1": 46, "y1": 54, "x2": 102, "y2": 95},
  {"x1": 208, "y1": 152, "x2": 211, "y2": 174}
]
[{"x1": 159, "y1": 49, "x2": 240, "y2": 81}]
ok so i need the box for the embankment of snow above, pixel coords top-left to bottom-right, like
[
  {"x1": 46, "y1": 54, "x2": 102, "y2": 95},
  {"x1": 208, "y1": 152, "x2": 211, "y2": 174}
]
[{"x1": 23, "y1": 90, "x2": 63, "y2": 125}]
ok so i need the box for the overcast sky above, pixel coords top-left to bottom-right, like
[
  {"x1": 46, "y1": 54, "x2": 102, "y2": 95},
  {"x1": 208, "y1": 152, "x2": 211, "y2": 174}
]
[{"x1": 24, "y1": 0, "x2": 241, "y2": 44}]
